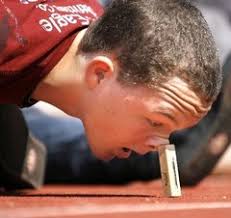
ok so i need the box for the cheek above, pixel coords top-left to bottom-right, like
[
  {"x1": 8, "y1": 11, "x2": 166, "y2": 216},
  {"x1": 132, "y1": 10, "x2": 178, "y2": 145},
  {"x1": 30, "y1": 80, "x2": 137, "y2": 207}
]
[
  {"x1": 120, "y1": 120, "x2": 151, "y2": 142},
  {"x1": 107, "y1": 118, "x2": 146, "y2": 144}
]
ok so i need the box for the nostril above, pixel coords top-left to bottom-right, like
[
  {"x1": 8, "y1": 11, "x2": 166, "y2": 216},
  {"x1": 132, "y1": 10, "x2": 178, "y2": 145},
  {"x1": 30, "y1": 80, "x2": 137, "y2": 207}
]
[{"x1": 148, "y1": 145, "x2": 157, "y2": 150}]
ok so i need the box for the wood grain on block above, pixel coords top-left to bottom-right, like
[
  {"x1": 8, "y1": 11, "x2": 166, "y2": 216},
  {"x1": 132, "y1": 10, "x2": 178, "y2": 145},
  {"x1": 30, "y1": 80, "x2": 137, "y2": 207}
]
[{"x1": 158, "y1": 144, "x2": 181, "y2": 197}]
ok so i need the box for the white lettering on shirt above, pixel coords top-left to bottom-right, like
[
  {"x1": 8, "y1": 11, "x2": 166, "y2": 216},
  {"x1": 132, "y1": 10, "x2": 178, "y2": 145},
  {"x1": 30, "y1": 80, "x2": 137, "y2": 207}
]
[{"x1": 36, "y1": 3, "x2": 98, "y2": 33}]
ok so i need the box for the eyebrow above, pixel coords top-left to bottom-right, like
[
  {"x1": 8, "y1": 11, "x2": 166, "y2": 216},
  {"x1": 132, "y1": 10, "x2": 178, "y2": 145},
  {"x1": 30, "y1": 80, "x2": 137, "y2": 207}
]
[{"x1": 156, "y1": 111, "x2": 178, "y2": 125}]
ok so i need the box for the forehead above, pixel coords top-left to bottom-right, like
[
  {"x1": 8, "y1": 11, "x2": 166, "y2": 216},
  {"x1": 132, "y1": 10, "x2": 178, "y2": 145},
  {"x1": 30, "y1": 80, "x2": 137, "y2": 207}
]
[{"x1": 122, "y1": 77, "x2": 210, "y2": 128}]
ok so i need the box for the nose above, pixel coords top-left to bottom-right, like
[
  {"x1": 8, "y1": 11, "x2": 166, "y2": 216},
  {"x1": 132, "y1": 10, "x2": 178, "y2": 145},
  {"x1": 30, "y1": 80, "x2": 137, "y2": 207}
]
[
  {"x1": 132, "y1": 136, "x2": 170, "y2": 155},
  {"x1": 144, "y1": 136, "x2": 169, "y2": 148}
]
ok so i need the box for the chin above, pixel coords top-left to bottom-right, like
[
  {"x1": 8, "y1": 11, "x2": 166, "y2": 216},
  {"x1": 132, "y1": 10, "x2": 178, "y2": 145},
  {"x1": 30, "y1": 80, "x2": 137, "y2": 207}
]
[
  {"x1": 93, "y1": 149, "x2": 115, "y2": 161},
  {"x1": 94, "y1": 151, "x2": 115, "y2": 161},
  {"x1": 88, "y1": 144, "x2": 114, "y2": 161}
]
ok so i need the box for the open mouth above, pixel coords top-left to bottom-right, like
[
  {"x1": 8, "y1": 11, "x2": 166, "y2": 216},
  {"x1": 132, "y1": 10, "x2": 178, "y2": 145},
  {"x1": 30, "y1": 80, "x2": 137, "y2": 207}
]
[{"x1": 122, "y1": 147, "x2": 131, "y2": 152}]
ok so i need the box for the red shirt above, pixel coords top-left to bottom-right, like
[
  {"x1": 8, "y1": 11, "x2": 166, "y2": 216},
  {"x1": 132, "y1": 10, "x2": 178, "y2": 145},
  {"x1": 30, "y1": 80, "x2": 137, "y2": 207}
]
[{"x1": 0, "y1": 0, "x2": 103, "y2": 107}]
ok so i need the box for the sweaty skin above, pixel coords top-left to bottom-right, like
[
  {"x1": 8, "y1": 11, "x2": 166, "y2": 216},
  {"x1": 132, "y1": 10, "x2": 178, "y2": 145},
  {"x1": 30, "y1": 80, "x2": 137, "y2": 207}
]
[{"x1": 32, "y1": 28, "x2": 210, "y2": 161}]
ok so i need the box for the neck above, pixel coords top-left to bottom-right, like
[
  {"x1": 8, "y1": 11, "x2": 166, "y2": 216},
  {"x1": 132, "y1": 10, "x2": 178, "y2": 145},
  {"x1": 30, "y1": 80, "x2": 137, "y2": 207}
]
[{"x1": 32, "y1": 29, "x2": 87, "y2": 117}]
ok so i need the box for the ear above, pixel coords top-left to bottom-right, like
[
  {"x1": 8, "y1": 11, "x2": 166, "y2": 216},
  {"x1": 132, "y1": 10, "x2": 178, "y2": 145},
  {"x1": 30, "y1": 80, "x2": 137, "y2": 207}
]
[{"x1": 85, "y1": 56, "x2": 115, "y2": 89}]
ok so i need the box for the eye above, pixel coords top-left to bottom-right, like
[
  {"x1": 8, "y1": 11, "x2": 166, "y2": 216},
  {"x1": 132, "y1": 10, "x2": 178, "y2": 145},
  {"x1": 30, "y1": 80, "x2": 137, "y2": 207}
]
[{"x1": 146, "y1": 119, "x2": 163, "y2": 128}]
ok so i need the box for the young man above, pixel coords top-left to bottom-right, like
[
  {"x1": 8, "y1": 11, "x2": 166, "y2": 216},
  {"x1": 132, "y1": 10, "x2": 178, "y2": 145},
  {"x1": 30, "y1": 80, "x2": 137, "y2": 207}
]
[{"x1": 0, "y1": 0, "x2": 222, "y2": 161}]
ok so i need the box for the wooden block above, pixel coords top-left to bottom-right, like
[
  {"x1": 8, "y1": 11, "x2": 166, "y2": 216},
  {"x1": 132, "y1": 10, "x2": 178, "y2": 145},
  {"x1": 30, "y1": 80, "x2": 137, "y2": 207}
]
[{"x1": 158, "y1": 144, "x2": 181, "y2": 197}]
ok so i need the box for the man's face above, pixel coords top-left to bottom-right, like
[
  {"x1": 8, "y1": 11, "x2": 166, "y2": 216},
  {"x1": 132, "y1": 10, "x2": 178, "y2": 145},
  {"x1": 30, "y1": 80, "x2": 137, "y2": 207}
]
[{"x1": 82, "y1": 76, "x2": 209, "y2": 161}]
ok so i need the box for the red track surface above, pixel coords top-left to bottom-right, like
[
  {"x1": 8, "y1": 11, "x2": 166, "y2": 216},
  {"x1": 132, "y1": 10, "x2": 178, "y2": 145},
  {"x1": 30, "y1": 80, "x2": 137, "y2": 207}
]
[{"x1": 0, "y1": 174, "x2": 231, "y2": 218}]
